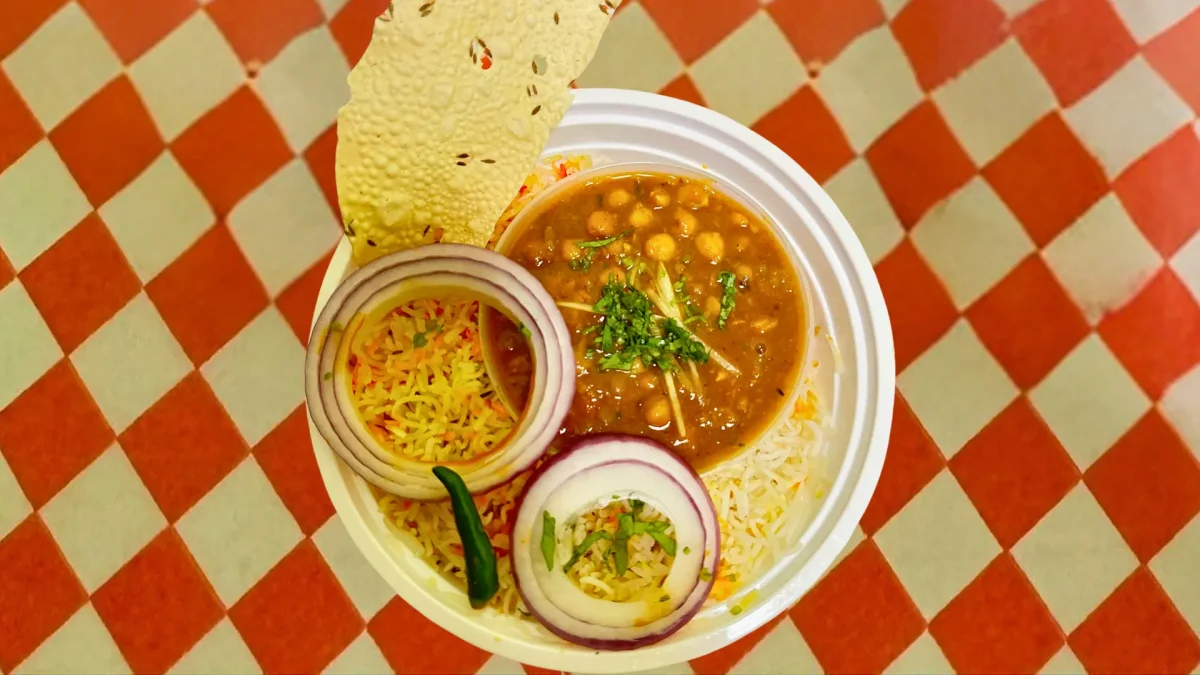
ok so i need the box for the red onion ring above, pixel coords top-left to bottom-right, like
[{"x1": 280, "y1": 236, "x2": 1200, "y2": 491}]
[
  {"x1": 304, "y1": 244, "x2": 574, "y2": 500},
  {"x1": 512, "y1": 434, "x2": 720, "y2": 650}
]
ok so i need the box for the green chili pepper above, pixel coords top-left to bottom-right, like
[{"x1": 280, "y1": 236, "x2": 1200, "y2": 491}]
[
  {"x1": 432, "y1": 466, "x2": 498, "y2": 609},
  {"x1": 541, "y1": 511, "x2": 557, "y2": 571}
]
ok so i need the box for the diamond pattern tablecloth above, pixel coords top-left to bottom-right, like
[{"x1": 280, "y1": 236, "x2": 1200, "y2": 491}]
[{"x1": 1, "y1": 0, "x2": 1199, "y2": 673}]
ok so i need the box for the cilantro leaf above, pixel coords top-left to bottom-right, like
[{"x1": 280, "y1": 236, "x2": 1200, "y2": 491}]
[
  {"x1": 577, "y1": 230, "x2": 631, "y2": 249},
  {"x1": 716, "y1": 271, "x2": 737, "y2": 329}
]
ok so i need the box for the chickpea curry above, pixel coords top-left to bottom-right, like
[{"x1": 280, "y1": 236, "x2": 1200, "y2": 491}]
[{"x1": 487, "y1": 172, "x2": 805, "y2": 471}]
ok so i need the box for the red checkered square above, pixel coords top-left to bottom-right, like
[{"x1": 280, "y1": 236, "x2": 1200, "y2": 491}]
[
  {"x1": 874, "y1": 239, "x2": 959, "y2": 371},
  {"x1": 19, "y1": 213, "x2": 141, "y2": 353},
  {"x1": 1085, "y1": 411, "x2": 1200, "y2": 562},
  {"x1": 0, "y1": 249, "x2": 12, "y2": 290},
  {"x1": 171, "y1": 86, "x2": 292, "y2": 217},
  {"x1": 230, "y1": 540, "x2": 363, "y2": 673},
  {"x1": 369, "y1": 596, "x2": 491, "y2": 675},
  {"x1": 0, "y1": 71, "x2": 42, "y2": 175},
  {"x1": 950, "y1": 398, "x2": 1079, "y2": 548},
  {"x1": 1069, "y1": 568, "x2": 1200, "y2": 675},
  {"x1": 77, "y1": 0, "x2": 196, "y2": 63},
  {"x1": 205, "y1": 0, "x2": 323, "y2": 66},
  {"x1": 276, "y1": 250, "x2": 332, "y2": 344},
  {"x1": 91, "y1": 529, "x2": 223, "y2": 674},
  {"x1": 0, "y1": 0, "x2": 67, "y2": 59},
  {"x1": 328, "y1": 0, "x2": 391, "y2": 67},
  {"x1": 791, "y1": 540, "x2": 925, "y2": 674},
  {"x1": 1013, "y1": 0, "x2": 1138, "y2": 107},
  {"x1": 752, "y1": 85, "x2": 854, "y2": 184},
  {"x1": 859, "y1": 392, "x2": 945, "y2": 534},
  {"x1": 0, "y1": 361, "x2": 114, "y2": 508},
  {"x1": 254, "y1": 406, "x2": 334, "y2": 536},
  {"x1": 1114, "y1": 127, "x2": 1200, "y2": 257},
  {"x1": 658, "y1": 73, "x2": 707, "y2": 108},
  {"x1": 146, "y1": 224, "x2": 268, "y2": 366},
  {"x1": 1098, "y1": 269, "x2": 1200, "y2": 399},
  {"x1": 967, "y1": 255, "x2": 1090, "y2": 389},
  {"x1": 891, "y1": 0, "x2": 1007, "y2": 91},
  {"x1": 0, "y1": 516, "x2": 87, "y2": 673},
  {"x1": 639, "y1": 0, "x2": 759, "y2": 64},
  {"x1": 929, "y1": 553, "x2": 1064, "y2": 674},
  {"x1": 304, "y1": 123, "x2": 339, "y2": 216},
  {"x1": 49, "y1": 75, "x2": 164, "y2": 207},
  {"x1": 1145, "y1": 8, "x2": 1200, "y2": 115},
  {"x1": 983, "y1": 113, "x2": 1109, "y2": 247},
  {"x1": 689, "y1": 615, "x2": 789, "y2": 674},
  {"x1": 767, "y1": 0, "x2": 885, "y2": 66},
  {"x1": 119, "y1": 372, "x2": 248, "y2": 522},
  {"x1": 866, "y1": 100, "x2": 976, "y2": 228}
]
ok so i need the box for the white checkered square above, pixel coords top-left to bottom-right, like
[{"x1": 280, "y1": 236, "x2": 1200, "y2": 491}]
[
  {"x1": 1109, "y1": 0, "x2": 1200, "y2": 42},
  {"x1": 1013, "y1": 484, "x2": 1138, "y2": 631},
  {"x1": 898, "y1": 321, "x2": 1018, "y2": 458},
  {"x1": 690, "y1": 11, "x2": 807, "y2": 127},
  {"x1": 876, "y1": 470, "x2": 1001, "y2": 618},
  {"x1": 129, "y1": 11, "x2": 245, "y2": 141},
  {"x1": 1149, "y1": 514, "x2": 1200, "y2": 635},
  {"x1": 1161, "y1": 364, "x2": 1200, "y2": 460},
  {"x1": 0, "y1": 452, "x2": 31, "y2": 542},
  {"x1": 823, "y1": 158, "x2": 904, "y2": 265},
  {"x1": 175, "y1": 456, "x2": 302, "y2": 605},
  {"x1": 40, "y1": 445, "x2": 167, "y2": 592},
  {"x1": 313, "y1": 515, "x2": 395, "y2": 620},
  {"x1": 201, "y1": 307, "x2": 306, "y2": 445},
  {"x1": 1030, "y1": 334, "x2": 1150, "y2": 470},
  {"x1": 1, "y1": 2, "x2": 120, "y2": 130},
  {"x1": 1172, "y1": 230, "x2": 1200, "y2": 306},
  {"x1": 932, "y1": 39, "x2": 1055, "y2": 166},
  {"x1": 0, "y1": 282, "x2": 62, "y2": 410},
  {"x1": 885, "y1": 632, "x2": 954, "y2": 675},
  {"x1": 911, "y1": 177, "x2": 1035, "y2": 310},
  {"x1": 71, "y1": 293, "x2": 192, "y2": 432},
  {"x1": 168, "y1": 618, "x2": 262, "y2": 675},
  {"x1": 323, "y1": 633, "x2": 389, "y2": 675},
  {"x1": 0, "y1": 141, "x2": 91, "y2": 270},
  {"x1": 1043, "y1": 194, "x2": 1162, "y2": 325},
  {"x1": 227, "y1": 160, "x2": 340, "y2": 297},
  {"x1": 730, "y1": 618, "x2": 822, "y2": 675},
  {"x1": 14, "y1": 604, "x2": 129, "y2": 675},
  {"x1": 577, "y1": 2, "x2": 683, "y2": 95},
  {"x1": 813, "y1": 26, "x2": 922, "y2": 152},
  {"x1": 1065, "y1": 56, "x2": 1192, "y2": 178},
  {"x1": 99, "y1": 152, "x2": 215, "y2": 282},
  {"x1": 253, "y1": 27, "x2": 349, "y2": 153}
]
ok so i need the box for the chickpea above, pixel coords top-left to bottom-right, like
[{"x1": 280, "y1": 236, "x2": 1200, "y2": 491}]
[
  {"x1": 673, "y1": 209, "x2": 699, "y2": 237},
  {"x1": 695, "y1": 231, "x2": 725, "y2": 262},
  {"x1": 588, "y1": 210, "x2": 616, "y2": 236},
  {"x1": 730, "y1": 212, "x2": 749, "y2": 228},
  {"x1": 650, "y1": 188, "x2": 671, "y2": 208},
  {"x1": 522, "y1": 240, "x2": 550, "y2": 264},
  {"x1": 677, "y1": 182, "x2": 709, "y2": 209},
  {"x1": 598, "y1": 266, "x2": 626, "y2": 284},
  {"x1": 643, "y1": 395, "x2": 671, "y2": 427},
  {"x1": 644, "y1": 233, "x2": 677, "y2": 261},
  {"x1": 605, "y1": 188, "x2": 632, "y2": 209},
  {"x1": 704, "y1": 295, "x2": 721, "y2": 316},
  {"x1": 560, "y1": 239, "x2": 583, "y2": 262},
  {"x1": 735, "y1": 263, "x2": 753, "y2": 284},
  {"x1": 637, "y1": 373, "x2": 657, "y2": 390},
  {"x1": 629, "y1": 203, "x2": 654, "y2": 228},
  {"x1": 733, "y1": 235, "x2": 751, "y2": 254}
]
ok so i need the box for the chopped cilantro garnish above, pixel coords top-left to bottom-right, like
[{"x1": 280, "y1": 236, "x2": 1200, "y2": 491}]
[
  {"x1": 660, "y1": 595, "x2": 670, "y2": 602},
  {"x1": 322, "y1": 371, "x2": 333, "y2": 381},
  {"x1": 568, "y1": 248, "x2": 596, "y2": 272},
  {"x1": 683, "y1": 546, "x2": 691, "y2": 555},
  {"x1": 518, "y1": 322, "x2": 531, "y2": 339},
  {"x1": 588, "y1": 279, "x2": 709, "y2": 373},
  {"x1": 541, "y1": 511, "x2": 556, "y2": 571},
  {"x1": 731, "y1": 605, "x2": 743, "y2": 616},
  {"x1": 577, "y1": 230, "x2": 631, "y2": 249},
  {"x1": 699, "y1": 568, "x2": 713, "y2": 582},
  {"x1": 716, "y1": 271, "x2": 738, "y2": 329}
]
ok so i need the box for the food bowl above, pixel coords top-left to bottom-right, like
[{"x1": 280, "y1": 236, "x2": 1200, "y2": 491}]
[{"x1": 307, "y1": 88, "x2": 894, "y2": 672}]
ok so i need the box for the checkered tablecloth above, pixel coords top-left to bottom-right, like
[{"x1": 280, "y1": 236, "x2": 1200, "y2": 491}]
[{"x1": 1, "y1": 0, "x2": 1199, "y2": 673}]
